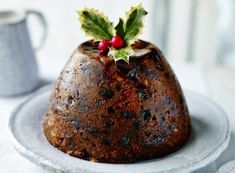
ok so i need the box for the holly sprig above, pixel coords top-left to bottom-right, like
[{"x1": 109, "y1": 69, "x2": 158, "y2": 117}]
[{"x1": 78, "y1": 4, "x2": 148, "y2": 63}]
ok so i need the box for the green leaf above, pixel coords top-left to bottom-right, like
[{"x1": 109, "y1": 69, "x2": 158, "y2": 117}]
[
  {"x1": 108, "y1": 47, "x2": 134, "y2": 63},
  {"x1": 115, "y1": 18, "x2": 125, "y2": 38},
  {"x1": 122, "y1": 4, "x2": 148, "y2": 44},
  {"x1": 78, "y1": 8, "x2": 114, "y2": 40}
]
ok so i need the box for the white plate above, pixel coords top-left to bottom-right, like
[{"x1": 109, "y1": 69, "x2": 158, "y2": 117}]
[{"x1": 8, "y1": 86, "x2": 230, "y2": 173}]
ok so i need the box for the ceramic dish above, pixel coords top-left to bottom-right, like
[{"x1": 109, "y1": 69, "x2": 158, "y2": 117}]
[{"x1": 8, "y1": 85, "x2": 230, "y2": 173}]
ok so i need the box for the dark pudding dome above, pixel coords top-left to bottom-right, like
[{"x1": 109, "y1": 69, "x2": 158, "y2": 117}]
[{"x1": 43, "y1": 40, "x2": 191, "y2": 163}]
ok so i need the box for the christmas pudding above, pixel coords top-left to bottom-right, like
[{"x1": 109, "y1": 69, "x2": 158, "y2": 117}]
[{"x1": 43, "y1": 4, "x2": 191, "y2": 163}]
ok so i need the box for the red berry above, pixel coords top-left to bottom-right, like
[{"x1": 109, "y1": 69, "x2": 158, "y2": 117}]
[
  {"x1": 98, "y1": 39, "x2": 110, "y2": 53},
  {"x1": 110, "y1": 36, "x2": 125, "y2": 48}
]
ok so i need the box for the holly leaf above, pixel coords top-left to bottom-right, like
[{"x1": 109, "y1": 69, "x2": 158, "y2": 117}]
[
  {"x1": 108, "y1": 47, "x2": 134, "y2": 63},
  {"x1": 116, "y1": 4, "x2": 147, "y2": 45},
  {"x1": 78, "y1": 8, "x2": 114, "y2": 40},
  {"x1": 115, "y1": 18, "x2": 125, "y2": 38}
]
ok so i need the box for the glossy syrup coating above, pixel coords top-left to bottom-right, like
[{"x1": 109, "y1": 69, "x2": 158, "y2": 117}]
[{"x1": 43, "y1": 40, "x2": 191, "y2": 163}]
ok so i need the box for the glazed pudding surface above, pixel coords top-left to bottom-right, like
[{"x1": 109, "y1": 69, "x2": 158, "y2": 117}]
[{"x1": 44, "y1": 40, "x2": 190, "y2": 163}]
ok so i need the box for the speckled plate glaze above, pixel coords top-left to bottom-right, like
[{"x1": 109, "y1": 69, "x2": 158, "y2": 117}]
[{"x1": 9, "y1": 85, "x2": 230, "y2": 173}]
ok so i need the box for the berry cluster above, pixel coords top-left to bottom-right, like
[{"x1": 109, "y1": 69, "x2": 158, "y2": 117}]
[{"x1": 98, "y1": 36, "x2": 125, "y2": 54}]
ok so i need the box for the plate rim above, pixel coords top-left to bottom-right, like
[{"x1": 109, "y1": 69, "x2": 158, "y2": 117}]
[{"x1": 8, "y1": 85, "x2": 231, "y2": 173}]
